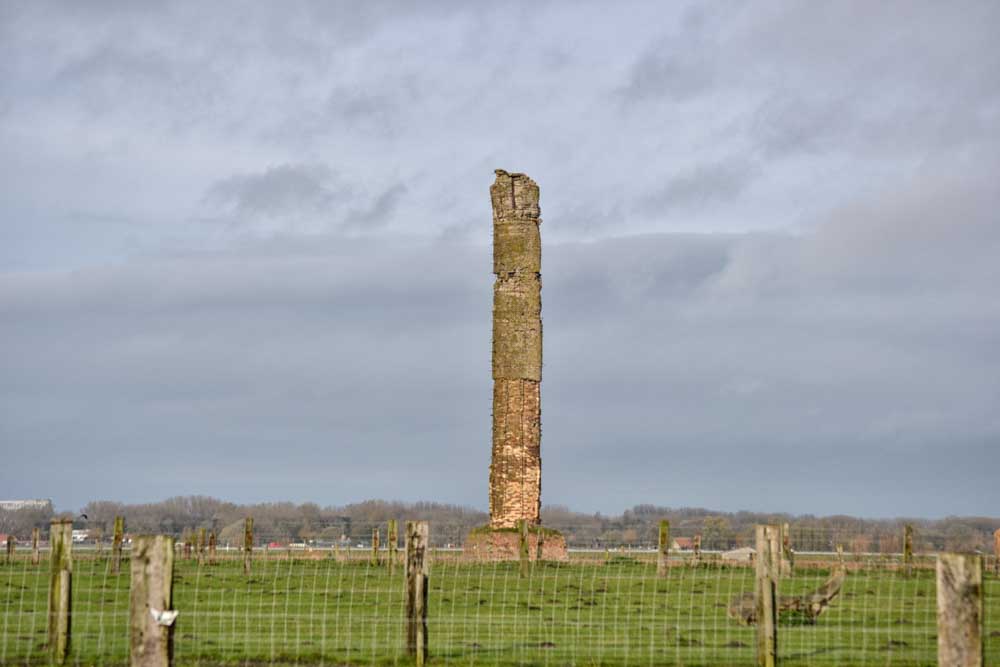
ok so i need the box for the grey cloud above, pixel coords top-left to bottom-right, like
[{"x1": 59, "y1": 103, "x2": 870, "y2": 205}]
[
  {"x1": 617, "y1": 5, "x2": 720, "y2": 103},
  {"x1": 619, "y1": 48, "x2": 714, "y2": 103},
  {"x1": 203, "y1": 164, "x2": 406, "y2": 234},
  {"x1": 346, "y1": 183, "x2": 408, "y2": 229},
  {"x1": 206, "y1": 163, "x2": 344, "y2": 222},
  {"x1": 636, "y1": 160, "x2": 758, "y2": 214}
]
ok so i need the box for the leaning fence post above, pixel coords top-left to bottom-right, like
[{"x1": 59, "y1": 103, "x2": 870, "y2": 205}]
[
  {"x1": 32, "y1": 527, "x2": 40, "y2": 566},
  {"x1": 48, "y1": 519, "x2": 73, "y2": 665},
  {"x1": 937, "y1": 553, "x2": 983, "y2": 667},
  {"x1": 405, "y1": 521, "x2": 429, "y2": 666},
  {"x1": 657, "y1": 520, "x2": 670, "y2": 577},
  {"x1": 387, "y1": 520, "x2": 398, "y2": 574},
  {"x1": 755, "y1": 525, "x2": 778, "y2": 667},
  {"x1": 129, "y1": 535, "x2": 175, "y2": 667},
  {"x1": 112, "y1": 516, "x2": 125, "y2": 575},
  {"x1": 518, "y1": 519, "x2": 529, "y2": 578},
  {"x1": 903, "y1": 524, "x2": 914, "y2": 577},
  {"x1": 243, "y1": 518, "x2": 253, "y2": 576}
]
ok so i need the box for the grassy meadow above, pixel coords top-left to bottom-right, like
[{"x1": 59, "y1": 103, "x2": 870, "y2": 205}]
[{"x1": 1, "y1": 551, "x2": 998, "y2": 666}]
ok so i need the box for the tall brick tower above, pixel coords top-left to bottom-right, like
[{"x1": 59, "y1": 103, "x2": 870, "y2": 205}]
[
  {"x1": 466, "y1": 170, "x2": 567, "y2": 561},
  {"x1": 488, "y1": 169, "x2": 543, "y2": 529}
]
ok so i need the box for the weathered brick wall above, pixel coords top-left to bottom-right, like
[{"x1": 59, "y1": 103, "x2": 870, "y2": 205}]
[{"x1": 489, "y1": 170, "x2": 543, "y2": 530}]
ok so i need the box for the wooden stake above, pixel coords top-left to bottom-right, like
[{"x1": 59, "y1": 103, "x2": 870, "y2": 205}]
[
  {"x1": 112, "y1": 516, "x2": 125, "y2": 575},
  {"x1": 371, "y1": 528, "x2": 380, "y2": 566},
  {"x1": 5, "y1": 535, "x2": 13, "y2": 564},
  {"x1": 903, "y1": 524, "x2": 914, "y2": 577},
  {"x1": 657, "y1": 520, "x2": 670, "y2": 577},
  {"x1": 405, "y1": 521, "x2": 429, "y2": 666},
  {"x1": 937, "y1": 553, "x2": 983, "y2": 667},
  {"x1": 129, "y1": 536, "x2": 175, "y2": 667},
  {"x1": 780, "y1": 522, "x2": 794, "y2": 577},
  {"x1": 518, "y1": 519, "x2": 529, "y2": 578},
  {"x1": 692, "y1": 534, "x2": 702, "y2": 566},
  {"x1": 48, "y1": 519, "x2": 73, "y2": 665},
  {"x1": 993, "y1": 529, "x2": 1000, "y2": 575},
  {"x1": 535, "y1": 526, "x2": 545, "y2": 561},
  {"x1": 387, "y1": 520, "x2": 398, "y2": 574},
  {"x1": 208, "y1": 532, "x2": 216, "y2": 565},
  {"x1": 196, "y1": 529, "x2": 206, "y2": 566},
  {"x1": 755, "y1": 525, "x2": 778, "y2": 667},
  {"x1": 32, "y1": 527, "x2": 40, "y2": 566},
  {"x1": 243, "y1": 518, "x2": 253, "y2": 577}
]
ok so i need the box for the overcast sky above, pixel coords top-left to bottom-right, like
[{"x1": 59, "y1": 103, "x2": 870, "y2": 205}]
[{"x1": 2, "y1": 1, "x2": 998, "y2": 518}]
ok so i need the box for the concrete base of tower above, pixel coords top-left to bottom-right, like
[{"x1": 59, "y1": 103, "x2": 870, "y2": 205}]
[{"x1": 463, "y1": 525, "x2": 569, "y2": 562}]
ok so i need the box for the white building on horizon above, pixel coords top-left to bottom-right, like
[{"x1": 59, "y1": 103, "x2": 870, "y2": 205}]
[{"x1": 0, "y1": 499, "x2": 53, "y2": 512}]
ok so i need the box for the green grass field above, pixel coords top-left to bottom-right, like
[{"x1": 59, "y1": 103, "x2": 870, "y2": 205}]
[{"x1": 2, "y1": 552, "x2": 998, "y2": 666}]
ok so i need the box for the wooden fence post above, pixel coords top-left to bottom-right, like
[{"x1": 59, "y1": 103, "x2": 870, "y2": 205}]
[
  {"x1": 129, "y1": 536, "x2": 175, "y2": 667},
  {"x1": 48, "y1": 519, "x2": 73, "y2": 665},
  {"x1": 112, "y1": 516, "x2": 125, "y2": 575},
  {"x1": 692, "y1": 534, "x2": 702, "y2": 566},
  {"x1": 518, "y1": 519, "x2": 529, "y2": 578},
  {"x1": 535, "y1": 527, "x2": 545, "y2": 561},
  {"x1": 657, "y1": 520, "x2": 670, "y2": 577},
  {"x1": 32, "y1": 527, "x2": 40, "y2": 566},
  {"x1": 387, "y1": 520, "x2": 398, "y2": 574},
  {"x1": 994, "y1": 529, "x2": 1000, "y2": 575},
  {"x1": 243, "y1": 518, "x2": 253, "y2": 576},
  {"x1": 903, "y1": 524, "x2": 914, "y2": 577},
  {"x1": 208, "y1": 532, "x2": 216, "y2": 565},
  {"x1": 780, "y1": 522, "x2": 794, "y2": 577},
  {"x1": 836, "y1": 544, "x2": 844, "y2": 567},
  {"x1": 405, "y1": 521, "x2": 429, "y2": 667},
  {"x1": 371, "y1": 528, "x2": 380, "y2": 566},
  {"x1": 755, "y1": 525, "x2": 778, "y2": 667},
  {"x1": 937, "y1": 553, "x2": 983, "y2": 667},
  {"x1": 5, "y1": 535, "x2": 13, "y2": 564},
  {"x1": 196, "y1": 529, "x2": 206, "y2": 566}
]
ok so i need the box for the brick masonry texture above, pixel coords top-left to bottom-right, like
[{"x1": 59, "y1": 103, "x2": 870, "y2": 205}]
[{"x1": 489, "y1": 170, "x2": 543, "y2": 530}]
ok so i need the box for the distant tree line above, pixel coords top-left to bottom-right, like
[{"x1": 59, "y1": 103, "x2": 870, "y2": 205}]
[{"x1": 1, "y1": 497, "x2": 994, "y2": 553}]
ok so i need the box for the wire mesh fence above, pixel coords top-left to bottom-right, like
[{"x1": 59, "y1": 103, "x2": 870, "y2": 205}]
[{"x1": 1, "y1": 520, "x2": 997, "y2": 666}]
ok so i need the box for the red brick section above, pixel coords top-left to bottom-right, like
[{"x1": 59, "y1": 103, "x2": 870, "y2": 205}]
[{"x1": 464, "y1": 530, "x2": 569, "y2": 562}]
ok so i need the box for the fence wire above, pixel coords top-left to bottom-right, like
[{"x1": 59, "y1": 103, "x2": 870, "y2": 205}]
[{"x1": 1, "y1": 522, "x2": 998, "y2": 666}]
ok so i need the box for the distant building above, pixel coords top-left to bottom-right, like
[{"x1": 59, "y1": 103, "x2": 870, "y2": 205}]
[
  {"x1": 0, "y1": 499, "x2": 52, "y2": 512},
  {"x1": 672, "y1": 537, "x2": 694, "y2": 551}
]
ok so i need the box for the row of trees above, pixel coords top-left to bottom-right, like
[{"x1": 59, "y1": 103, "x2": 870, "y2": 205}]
[{"x1": 1, "y1": 497, "x2": 994, "y2": 553}]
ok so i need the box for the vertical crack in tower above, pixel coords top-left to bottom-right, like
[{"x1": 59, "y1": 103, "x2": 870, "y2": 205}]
[{"x1": 489, "y1": 169, "x2": 542, "y2": 530}]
